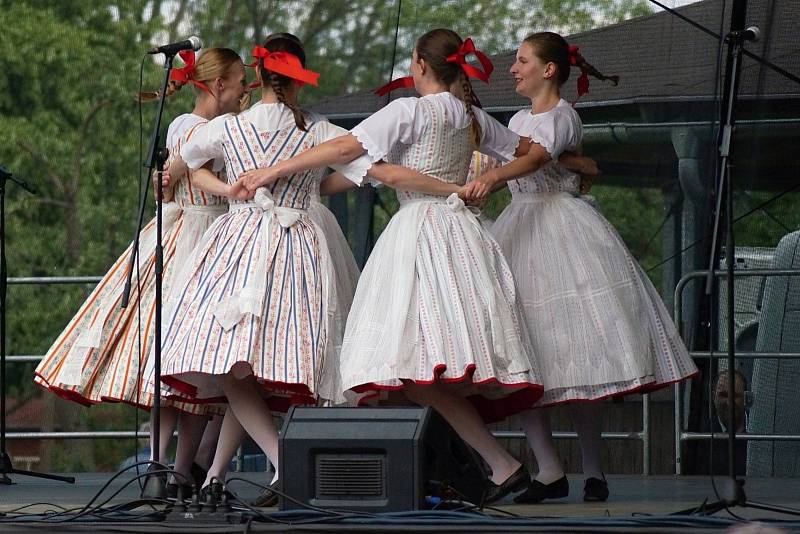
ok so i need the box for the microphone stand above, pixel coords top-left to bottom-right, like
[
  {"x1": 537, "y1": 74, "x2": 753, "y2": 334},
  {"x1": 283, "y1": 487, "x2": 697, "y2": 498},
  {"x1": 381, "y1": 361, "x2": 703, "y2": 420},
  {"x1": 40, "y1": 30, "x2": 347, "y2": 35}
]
[
  {"x1": 121, "y1": 51, "x2": 175, "y2": 499},
  {"x1": 0, "y1": 165, "x2": 74, "y2": 485},
  {"x1": 675, "y1": 0, "x2": 799, "y2": 516}
]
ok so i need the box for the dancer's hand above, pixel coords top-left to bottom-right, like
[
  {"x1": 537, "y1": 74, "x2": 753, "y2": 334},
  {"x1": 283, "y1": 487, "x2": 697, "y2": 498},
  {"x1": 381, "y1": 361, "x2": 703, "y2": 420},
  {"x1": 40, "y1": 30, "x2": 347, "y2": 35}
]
[
  {"x1": 229, "y1": 180, "x2": 255, "y2": 201},
  {"x1": 153, "y1": 167, "x2": 170, "y2": 189},
  {"x1": 239, "y1": 167, "x2": 280, "y2": 192},
  {"x1": 152, "y1": 166, "x2": 174, "y2": 202},
  {"x1": 578, "y1": 158, "x2": 600, "y2": 195},
  {"x1": 578, "y1": 157, "x2": 599, "y2": 178},
  {"x1": 459, "y1": 180, "x2": 490, "y2": 202},
  {"x1": 464, "y1": 194, "x2": 488, "y2": 209},
  {"x1": 476, "y1": 169, "x2": 502, "y2": 192}
]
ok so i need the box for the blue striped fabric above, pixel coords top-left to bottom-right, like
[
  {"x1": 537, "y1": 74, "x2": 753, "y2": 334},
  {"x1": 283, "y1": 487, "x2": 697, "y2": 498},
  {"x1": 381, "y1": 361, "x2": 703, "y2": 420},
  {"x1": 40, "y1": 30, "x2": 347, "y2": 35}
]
[{"x1": 159, "y1": 113, "x2": 331, "y2": 410}]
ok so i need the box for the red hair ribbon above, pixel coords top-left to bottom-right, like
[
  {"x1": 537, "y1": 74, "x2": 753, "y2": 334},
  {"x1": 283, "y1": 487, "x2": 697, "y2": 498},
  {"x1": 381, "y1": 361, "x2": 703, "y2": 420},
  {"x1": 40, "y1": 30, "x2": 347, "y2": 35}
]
[
  {"x1": 170, "y1": 50, "x2": 212, "y2": 95},
  {"x1": 446, "y1": 38, "x2": 493, "y2": 83},
  {"x1": 374, "y1": 38, "x2": 493, "y2": 96},
  {"x1": 249, "y1": 46, "x2": 319, "y2": 86},
  {"x1": 568, "y1": 45, "x2": 589, "y2": 100},
  {"x1": 374, "y1": 76, "x2": 415, "y2": 96}
]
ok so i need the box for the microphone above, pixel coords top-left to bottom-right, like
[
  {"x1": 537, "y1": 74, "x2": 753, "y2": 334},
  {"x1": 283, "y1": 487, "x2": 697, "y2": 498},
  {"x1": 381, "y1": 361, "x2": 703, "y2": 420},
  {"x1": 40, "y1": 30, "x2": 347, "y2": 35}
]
[
  {"x1": 727, "y1": 26, "x2": 760, "y2": 42},
  {"x1": 0, "y1": 165, "x2": 36, "y2": 194},
  {"x1": 147, "y1": 36, "x2": 202, "y2": 56}
]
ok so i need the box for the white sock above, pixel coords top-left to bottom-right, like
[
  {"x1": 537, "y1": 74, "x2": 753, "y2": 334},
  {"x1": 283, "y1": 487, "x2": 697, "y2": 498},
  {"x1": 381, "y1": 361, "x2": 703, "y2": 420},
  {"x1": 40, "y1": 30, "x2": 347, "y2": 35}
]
[
  {"x1": 518, "y1": 408, "x2": 564, "y2": 484},
  {"x1": 223, "y1": 373, "x2": 280, "y2": 477},
  {"x1": 203, "y1": 409, "x2": 245, "y2": 488},
  {"x1": 194, "y1": 414, "x2": 223, "y2": 470},
  {"x1": 571, "y1": 402, "x2": 603, "y2": 480},
  {"x1": 172, "y1": 413, "x2": 207, "y2": 485}
]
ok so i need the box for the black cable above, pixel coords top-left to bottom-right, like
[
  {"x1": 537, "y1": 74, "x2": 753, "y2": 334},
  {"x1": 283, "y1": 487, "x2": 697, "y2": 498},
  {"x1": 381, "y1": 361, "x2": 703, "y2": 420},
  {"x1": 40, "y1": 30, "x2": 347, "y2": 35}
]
[
  {"x1": 736, "y1": 190, "x2": 792, "y2": 232},
  {"x1": 69, "y1": 470, "x2": 174, "y2": 521},
  {"x1": 387, "y1": 0, "x2": 402, "y2": 96},
  {"x1": 645, "y1": 180, "x2": 800, "y2": 273},
  {"x1": 435, "y1": 482, "x2": 522, "y2": 518},
  {"x1": 646, "y1": 0, "x2": 800, "y2": 86},
  {"x1": 134, "y1": 51, "x2": 148, "y2": 492},
  {"x1": 0, "y1": 503, "x2": 70, "y2": 514},
  {"x1": 11, "y1": 461, "x2": 182, "y2": 524},
  {"x1": 223, "y1": 476, "x2": 379, "y2": 520},
  {"x1": 633, "y1": 192, "x2": 681, "y2": 263},
  {"x1": 0, "y1": 503, "x2": 81, "y2": 520}
]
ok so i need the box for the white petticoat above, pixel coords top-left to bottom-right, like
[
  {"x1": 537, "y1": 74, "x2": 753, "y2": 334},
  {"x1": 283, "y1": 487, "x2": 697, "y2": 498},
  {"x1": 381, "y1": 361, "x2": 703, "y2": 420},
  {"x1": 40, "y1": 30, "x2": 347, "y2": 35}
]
[{"x1": 339, "y1": 193, "x2": 543, "y2": 421}]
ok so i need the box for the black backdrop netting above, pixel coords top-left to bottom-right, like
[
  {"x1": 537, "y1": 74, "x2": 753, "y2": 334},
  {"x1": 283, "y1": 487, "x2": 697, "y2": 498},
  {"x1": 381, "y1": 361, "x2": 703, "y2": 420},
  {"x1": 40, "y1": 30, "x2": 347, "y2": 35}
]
[{"x1": 1, "y1": 0, "x2": 799, "y2": 476}]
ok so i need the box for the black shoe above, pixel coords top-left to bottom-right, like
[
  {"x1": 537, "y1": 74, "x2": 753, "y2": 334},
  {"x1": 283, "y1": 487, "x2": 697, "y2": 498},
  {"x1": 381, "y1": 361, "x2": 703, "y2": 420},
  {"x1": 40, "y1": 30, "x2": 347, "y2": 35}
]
[
  {"x1": 199, "y1": 481, "x2": 234, "y2": 503},
  {"x1": 513, "y1": 475, "x2": 569, "y2": 504},
  {"x1": 583, "y1": 475, "x2": 609, "y2": 502},
  {"x1": 482, "y1": 465, "x2": 530, "y2": 505},
  {"x1": 249, "y1": 480, "x2": 280, "y2": 507},
  {"x1": 190, "y1": 462, "x2": 208, "y2": 489},
  {"x1": 166, "y1": 482, "x2": 194, "y2": 501}
]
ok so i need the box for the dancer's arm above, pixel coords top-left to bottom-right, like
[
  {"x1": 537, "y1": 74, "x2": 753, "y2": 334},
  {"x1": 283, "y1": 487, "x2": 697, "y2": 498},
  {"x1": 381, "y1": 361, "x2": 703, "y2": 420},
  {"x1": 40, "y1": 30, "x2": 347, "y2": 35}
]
[
  {"x1": 168, "y1": 155, "x2": 189, "y2": 183},
  {"x1": 368, "y1": 163, "x2": 457, "y2": 196},
  {"x1": 190, "y1": 167, "x2": 233, "y2": 198},
  {"x1": 468, "y1": 112, "x2": 548, "y2": 193},
  {"x1": 559, "y1": 152, "x2": 598, "y2": 176},
  {"x1": 319, "y1": 172, "x2": 358, "y2": 196},
  {"x1": 239, "y1": 134, "x2": 458, "y2": 197},
  {"x1": 161, "y1": 159, "x2": 234, "y2": 199},
  {"x1": 478, "y1": 135, "x2": 592, "y2": 193},
  {"x1": 461, "y1": 152, "x2": 598, "y2": 200},
  {"x1": 321, "y1": 165, "x2": 456, "y2": 197},
  {"x1": 478, "y1": 142, "x2": 551, "y2": 191},
  {"x1": 240, "y1": 134, "x2": 365, "y2": 191}
]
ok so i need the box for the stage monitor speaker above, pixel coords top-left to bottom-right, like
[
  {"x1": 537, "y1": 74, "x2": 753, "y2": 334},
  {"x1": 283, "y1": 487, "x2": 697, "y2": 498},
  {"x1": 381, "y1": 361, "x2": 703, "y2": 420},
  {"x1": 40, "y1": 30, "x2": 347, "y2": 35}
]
[{"x1": 278, "y1": 406, "x2": 488, "y2": 512}]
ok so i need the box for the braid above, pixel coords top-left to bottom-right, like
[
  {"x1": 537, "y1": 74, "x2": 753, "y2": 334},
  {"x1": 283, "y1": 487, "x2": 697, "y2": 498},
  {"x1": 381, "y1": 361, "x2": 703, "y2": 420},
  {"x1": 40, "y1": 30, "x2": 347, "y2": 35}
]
[
  {"x1": 137, "y1": 80, "x2": 185, "y2": 102},
  {"x1": 459, "y1": 71, "x2": 482, "y2": 146},
  {"x1": 574, "y1": 54, "x2": 619, "y2": 86},
  {"x1": 269, "y1": 72, "x2": 307, "y2": 131},
  {"x1": 238, "y1": 90, "x2": 251, "y2": 112}
]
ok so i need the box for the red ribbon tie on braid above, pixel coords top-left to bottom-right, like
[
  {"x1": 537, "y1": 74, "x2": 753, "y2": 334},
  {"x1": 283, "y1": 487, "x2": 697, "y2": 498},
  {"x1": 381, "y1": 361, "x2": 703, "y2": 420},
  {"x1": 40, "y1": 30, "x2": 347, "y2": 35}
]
[
  {"x1": 374, "y1": 38, "x2": 493, "y2": 96},
  {"x1": 446, "y1": 38, "x2": 493, "y2": 83},
  {"x1": 374, "y1": 76, "x2": 415, "y2": 96},
  {"x1": 170, "y1": 50, "x2": 212, "y2": 95},
  {"x1": 250, "y1": 46, "x2": 320, "y2": 86},
  {"x1": 568, "y1": 45, "x2": 590, "y2": 99}
]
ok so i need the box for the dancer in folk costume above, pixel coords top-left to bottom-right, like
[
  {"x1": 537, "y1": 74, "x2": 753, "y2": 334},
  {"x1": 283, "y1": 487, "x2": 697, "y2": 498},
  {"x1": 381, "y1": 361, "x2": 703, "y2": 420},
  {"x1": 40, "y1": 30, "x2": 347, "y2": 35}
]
[
  {"x1": 239, "y1": 29, "x2": 563, "y2": 503},
  {"x1": 159, "y1": 33, "x2": 454, "y2": 499},
  {"x1": 468, "y1": 32, "x2": 698, "y2": 502},
  {"x1": 34, "y1": 47, "x2": 248, "y2": 493},
  {"x1": 186, "y1": 167, "x2": 362, "y2": 411}
]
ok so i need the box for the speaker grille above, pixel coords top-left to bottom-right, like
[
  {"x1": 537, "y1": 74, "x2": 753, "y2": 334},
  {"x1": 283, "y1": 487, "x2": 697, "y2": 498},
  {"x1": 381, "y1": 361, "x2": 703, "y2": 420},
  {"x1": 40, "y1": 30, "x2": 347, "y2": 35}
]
[{"x1": 315, "y1": 454, "x2": 386, "y2": 499}]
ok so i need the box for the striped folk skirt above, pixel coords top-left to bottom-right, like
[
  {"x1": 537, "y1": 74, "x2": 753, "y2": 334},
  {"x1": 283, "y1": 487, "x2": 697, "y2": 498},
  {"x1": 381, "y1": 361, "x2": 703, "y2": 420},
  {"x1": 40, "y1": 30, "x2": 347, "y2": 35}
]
[
  {"x1": 34, "y1": 203, "x2": 226, "y2": 414},
  {"x1": 159, "y1": 197, "x2": 337, "y2": 413}
]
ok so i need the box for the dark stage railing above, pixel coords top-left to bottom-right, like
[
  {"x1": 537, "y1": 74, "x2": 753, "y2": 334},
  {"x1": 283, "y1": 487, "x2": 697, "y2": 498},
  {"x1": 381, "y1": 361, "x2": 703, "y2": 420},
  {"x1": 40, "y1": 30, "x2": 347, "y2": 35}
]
[{"x1": 673, "y1": 269, "x2": 800, "y2": 475}]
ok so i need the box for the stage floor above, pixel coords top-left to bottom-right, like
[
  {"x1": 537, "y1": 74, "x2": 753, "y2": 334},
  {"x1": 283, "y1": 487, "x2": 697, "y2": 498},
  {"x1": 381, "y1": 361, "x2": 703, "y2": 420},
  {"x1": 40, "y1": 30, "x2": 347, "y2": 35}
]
[{"x1": 2, "y1": 473, "x2": 800, "y2": 532}]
